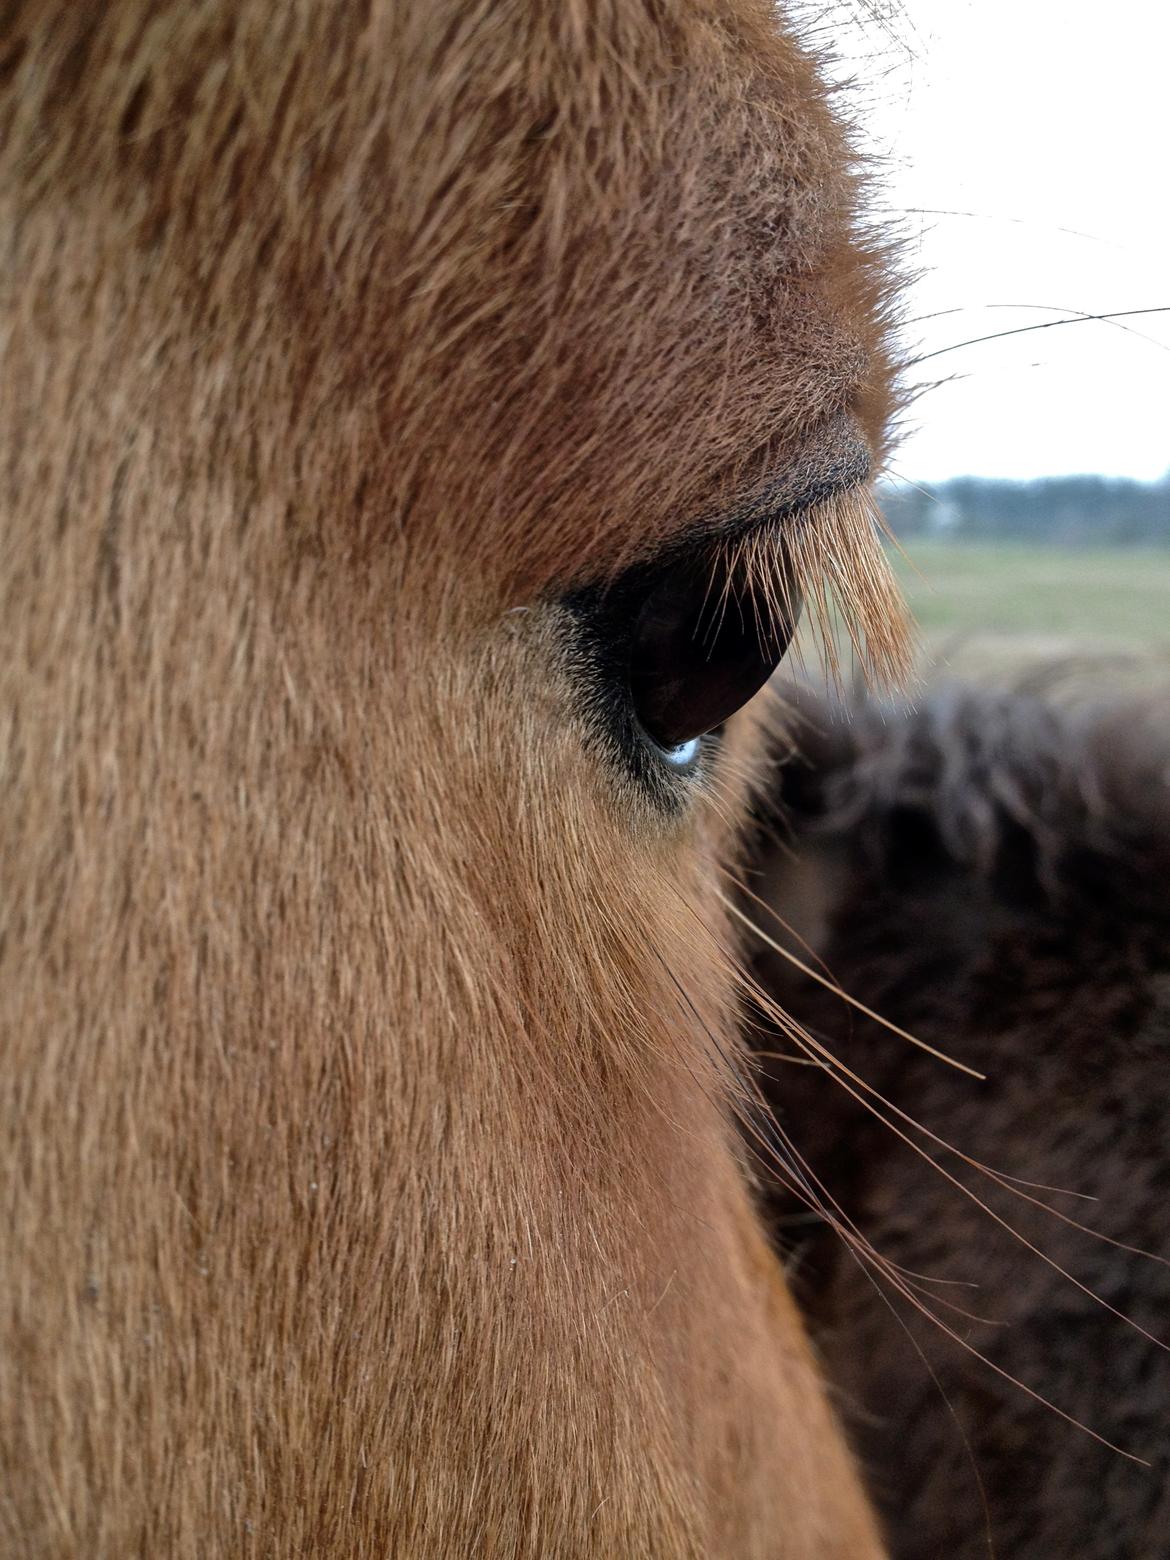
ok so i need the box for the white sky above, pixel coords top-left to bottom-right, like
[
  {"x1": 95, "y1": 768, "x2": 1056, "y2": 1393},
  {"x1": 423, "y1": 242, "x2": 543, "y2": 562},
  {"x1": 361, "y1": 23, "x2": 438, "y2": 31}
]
[{"x1": 822, "y1": 0, "x2": 1170, "y2": 482}]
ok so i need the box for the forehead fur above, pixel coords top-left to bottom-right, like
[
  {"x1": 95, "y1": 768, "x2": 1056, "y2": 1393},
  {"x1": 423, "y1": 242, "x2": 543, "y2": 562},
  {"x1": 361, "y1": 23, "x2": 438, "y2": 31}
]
[{"x1": 3, "y1": 0, "x2": 897, "y2": 600}]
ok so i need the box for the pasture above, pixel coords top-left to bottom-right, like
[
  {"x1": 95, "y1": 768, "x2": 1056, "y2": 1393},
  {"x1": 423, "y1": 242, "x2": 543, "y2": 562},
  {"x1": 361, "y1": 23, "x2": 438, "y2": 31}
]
[
  {"x1": 887, "y1": 538, "x2": 1170, "y2": 688},
  {"x1": 889, "y1": 538, "x2": 1170, "y2": 643},
  {"x1": 786, "y1": 537, "x2": 1169, "y2": 691},
  {"x1": 790, "y1": 537, "x2": 1170, "y2": 692}
]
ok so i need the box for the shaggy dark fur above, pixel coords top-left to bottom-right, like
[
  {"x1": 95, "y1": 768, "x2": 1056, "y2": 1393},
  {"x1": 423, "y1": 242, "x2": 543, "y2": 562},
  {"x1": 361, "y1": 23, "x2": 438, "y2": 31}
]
[{"x1": 750, "y1": 684, "x2": 1170, "y2": 1560}]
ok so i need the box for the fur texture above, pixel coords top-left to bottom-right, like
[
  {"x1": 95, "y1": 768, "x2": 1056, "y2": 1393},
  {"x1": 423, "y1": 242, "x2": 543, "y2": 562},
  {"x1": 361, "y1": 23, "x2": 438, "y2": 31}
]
[
  {"x1": 2, "y1": 3, "x2": 907, "y2": 1554},
  {"x1": 751, "y1": 686, "x2": 1170, "y2": 1559}
]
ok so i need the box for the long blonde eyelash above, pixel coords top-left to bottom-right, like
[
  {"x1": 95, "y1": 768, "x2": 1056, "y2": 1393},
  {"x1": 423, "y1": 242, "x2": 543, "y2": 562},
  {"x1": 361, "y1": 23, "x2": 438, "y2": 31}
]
[{"x1": 712, "y1": 485, "x2": 917, "y2": 690}]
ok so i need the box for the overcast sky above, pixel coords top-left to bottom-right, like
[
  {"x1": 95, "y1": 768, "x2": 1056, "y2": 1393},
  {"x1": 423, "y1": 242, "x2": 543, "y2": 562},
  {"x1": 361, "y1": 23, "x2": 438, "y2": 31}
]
[{"x1": 822, "y1": 0, "x2": 1170, "y2": 483}]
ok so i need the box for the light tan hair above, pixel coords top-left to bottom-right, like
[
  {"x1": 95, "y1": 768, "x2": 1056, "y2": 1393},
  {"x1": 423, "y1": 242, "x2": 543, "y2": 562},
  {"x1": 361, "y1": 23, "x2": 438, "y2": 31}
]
[{"x1": 1, "y1": 2, "x2": 907, "y2": 1552}]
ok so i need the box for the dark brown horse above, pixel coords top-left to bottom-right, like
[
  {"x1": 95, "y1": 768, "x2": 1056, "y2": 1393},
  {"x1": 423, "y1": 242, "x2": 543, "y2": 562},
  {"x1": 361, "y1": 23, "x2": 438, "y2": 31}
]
[{"x1": 751, "y1": 684, "x2": 1170, "y2": 1558}]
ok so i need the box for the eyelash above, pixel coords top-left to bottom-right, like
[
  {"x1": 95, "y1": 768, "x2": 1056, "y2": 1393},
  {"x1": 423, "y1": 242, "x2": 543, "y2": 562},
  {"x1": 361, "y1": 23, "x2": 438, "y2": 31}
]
[{"x1": 564, "y1": 483, "x2": 913, "y2": 804}]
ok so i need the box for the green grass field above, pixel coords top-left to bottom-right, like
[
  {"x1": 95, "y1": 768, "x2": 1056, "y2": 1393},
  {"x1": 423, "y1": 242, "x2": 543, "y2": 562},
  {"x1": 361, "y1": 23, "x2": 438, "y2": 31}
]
[
  {"x1": 888, "y1": 539, "x2": 1170, "y2": 644},
  {"x1": 790, "y1": 539, "x2": 1170, "y2": 690}
]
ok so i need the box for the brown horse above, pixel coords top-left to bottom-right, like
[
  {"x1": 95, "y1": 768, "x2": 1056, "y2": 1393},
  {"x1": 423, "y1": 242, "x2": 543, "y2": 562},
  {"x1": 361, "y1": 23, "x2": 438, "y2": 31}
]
[
  {"x1": 751, "y1": 684, "x2": 1170, "y2": 1558},
  {"x1": 1, "y1": 2, "x2": 912, "y2": 1554}
]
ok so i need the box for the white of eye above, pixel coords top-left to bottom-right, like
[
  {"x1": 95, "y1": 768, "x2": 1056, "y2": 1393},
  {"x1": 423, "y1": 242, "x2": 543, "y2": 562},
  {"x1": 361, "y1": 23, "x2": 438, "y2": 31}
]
[{"x1": 660, "y1": 736, "x2": 701, "y2": 768}]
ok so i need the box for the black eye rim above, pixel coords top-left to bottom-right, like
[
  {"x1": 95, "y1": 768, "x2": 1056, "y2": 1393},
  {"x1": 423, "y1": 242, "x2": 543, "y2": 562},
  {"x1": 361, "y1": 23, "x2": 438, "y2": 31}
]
[{"x1": 564, "y1": 556, "x2": 691, "y2": 791}]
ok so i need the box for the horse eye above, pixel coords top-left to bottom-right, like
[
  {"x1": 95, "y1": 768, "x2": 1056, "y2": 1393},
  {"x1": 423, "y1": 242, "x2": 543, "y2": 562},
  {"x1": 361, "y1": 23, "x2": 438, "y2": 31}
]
[{"x1": 627, "y1": 548, "x2": 801, "y2": 757}]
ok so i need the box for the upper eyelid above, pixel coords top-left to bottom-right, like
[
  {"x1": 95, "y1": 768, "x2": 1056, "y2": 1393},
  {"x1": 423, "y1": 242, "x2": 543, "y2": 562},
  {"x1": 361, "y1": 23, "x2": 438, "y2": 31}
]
[
  {"x1": 703, "y1": 418, "x2": 872, "y2": 550},
  {"x1": 568, "y1": 417, "x2": 871, "y2": 607}
]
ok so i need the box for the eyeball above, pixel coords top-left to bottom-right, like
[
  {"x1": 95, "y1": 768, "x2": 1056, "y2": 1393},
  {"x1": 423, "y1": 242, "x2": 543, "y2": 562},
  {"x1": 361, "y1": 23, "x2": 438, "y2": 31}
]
[{"x1": 627, "y1": 547, "x2": 801, "y2": 758}]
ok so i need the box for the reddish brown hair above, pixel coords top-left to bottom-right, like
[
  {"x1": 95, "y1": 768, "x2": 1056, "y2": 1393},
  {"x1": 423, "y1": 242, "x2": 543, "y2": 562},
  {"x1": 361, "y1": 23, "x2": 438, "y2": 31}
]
[{"x1": 1, "y1": 3, "x2": 907, "y2": 1551}]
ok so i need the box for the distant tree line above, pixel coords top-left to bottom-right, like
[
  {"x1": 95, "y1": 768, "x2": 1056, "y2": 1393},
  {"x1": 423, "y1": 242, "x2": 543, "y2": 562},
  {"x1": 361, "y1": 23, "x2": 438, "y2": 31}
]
[{"x1": 879, "y1": 474, "x2": 1170, "y2": 546}]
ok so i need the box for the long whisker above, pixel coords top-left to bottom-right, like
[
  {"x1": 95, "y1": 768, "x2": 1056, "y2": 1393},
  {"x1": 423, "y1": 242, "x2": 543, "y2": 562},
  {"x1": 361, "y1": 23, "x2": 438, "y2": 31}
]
[
  {"x1": 972, "y1": 301, "x2": 1170, "y2": 356},
  {"x1": 719, "y1": 885, "x2": 985, "y2": 1078},
  {"x1": 669, "y1": 905, "x2": 1152, "y2": 1463},
  {"x1": 909, "y1": 305, "x2": 1170, "y2": 365},
  {"x1": 741, "y1": 957, "x2": 1169, "y2": 1358},
  {"x1": 733, "y1": 871, "x2": 1170, "y2": 1260}
]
